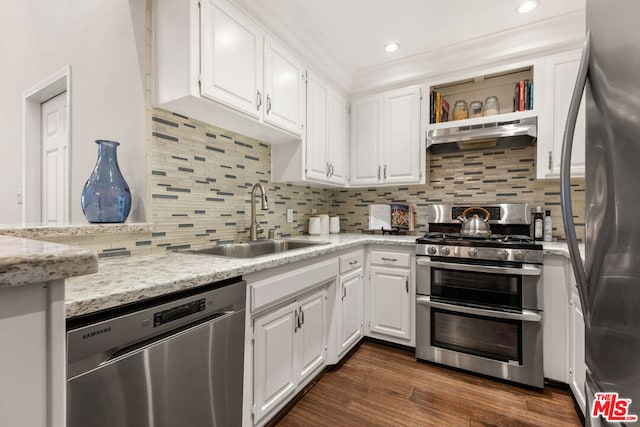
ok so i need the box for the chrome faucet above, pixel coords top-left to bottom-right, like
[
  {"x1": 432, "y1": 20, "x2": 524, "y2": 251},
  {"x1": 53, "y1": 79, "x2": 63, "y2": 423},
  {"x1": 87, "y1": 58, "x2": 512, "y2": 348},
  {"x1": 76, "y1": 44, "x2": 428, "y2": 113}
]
[{"x1": 250, "y1": 183, "x2": 269, "y2": 241}]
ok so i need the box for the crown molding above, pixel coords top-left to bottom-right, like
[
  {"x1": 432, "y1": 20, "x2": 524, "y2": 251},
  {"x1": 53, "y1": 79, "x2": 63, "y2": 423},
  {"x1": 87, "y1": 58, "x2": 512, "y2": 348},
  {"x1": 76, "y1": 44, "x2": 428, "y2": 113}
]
[
  {"x1": 229, "y1": 3, "x2": 584, "y2": 97},
  {"x1": 231, "y1": 0, "x2": 355, "y2": 95},
  {"x1": 352, "y1": 10, "x2": 586, "y2": 95}
]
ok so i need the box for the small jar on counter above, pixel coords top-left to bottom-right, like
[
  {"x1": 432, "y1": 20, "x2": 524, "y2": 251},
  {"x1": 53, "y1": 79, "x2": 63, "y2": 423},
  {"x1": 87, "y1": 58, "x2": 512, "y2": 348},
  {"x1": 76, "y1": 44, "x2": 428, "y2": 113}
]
[
  {"x1": 469, "y1": 101, "x2": 483, "y2": 118},
  {"x1": 483, "y1": 96, "x2": 500, "y2": 116},
  {"x1": 452, "y1": 100, "x2": 468, "y2": 120}
]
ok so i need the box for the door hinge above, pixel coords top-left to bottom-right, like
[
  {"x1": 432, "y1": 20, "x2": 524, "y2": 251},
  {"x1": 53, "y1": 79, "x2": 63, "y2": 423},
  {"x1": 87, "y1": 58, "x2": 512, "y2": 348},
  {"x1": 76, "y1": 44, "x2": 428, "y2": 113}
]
[
  {"x1": 197, "y1": 0, "x2": 201, "y2": 8},
  {"x1": 251, "y1": 404, "x2": 256, "y2": 417},
  {"x1": 419, "y1": 88, "x2": 423, "y2": 100},
  {"x1": 303, "y1": 70, "x2": 308, "y2": 83},
  {"x1": 548, "y1": 151, "x2": 553, "y2": 171},
  {"x1": 347, "y1": 104, "x2": 352, "y2": 114}
]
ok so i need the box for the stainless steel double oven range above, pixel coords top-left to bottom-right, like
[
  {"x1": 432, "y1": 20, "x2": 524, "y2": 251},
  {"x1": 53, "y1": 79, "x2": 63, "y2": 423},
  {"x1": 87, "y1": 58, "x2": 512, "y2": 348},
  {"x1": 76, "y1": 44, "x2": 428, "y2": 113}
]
[{"x1": 415, "y1": 204, "x2": 544, "y2": 388}]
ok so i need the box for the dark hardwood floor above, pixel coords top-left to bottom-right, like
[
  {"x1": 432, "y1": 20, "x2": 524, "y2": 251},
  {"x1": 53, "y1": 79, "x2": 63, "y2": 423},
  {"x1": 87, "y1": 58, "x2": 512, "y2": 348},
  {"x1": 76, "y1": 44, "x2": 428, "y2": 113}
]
[{"x1": 276, "y1": 341, "x2": 582, "y2": 427}]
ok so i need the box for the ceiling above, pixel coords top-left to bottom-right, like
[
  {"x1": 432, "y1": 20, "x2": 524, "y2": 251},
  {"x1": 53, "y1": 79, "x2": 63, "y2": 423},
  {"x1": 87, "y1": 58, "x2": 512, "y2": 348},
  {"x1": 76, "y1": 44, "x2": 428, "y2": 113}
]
[{"x1": 233, "y1": 0, "x2": 586, "y2": 92}]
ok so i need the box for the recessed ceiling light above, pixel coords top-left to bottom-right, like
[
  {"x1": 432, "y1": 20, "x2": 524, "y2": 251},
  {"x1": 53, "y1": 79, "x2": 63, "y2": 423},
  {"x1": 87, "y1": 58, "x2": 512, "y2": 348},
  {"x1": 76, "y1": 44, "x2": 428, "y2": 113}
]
[
  {"x1": 517, "y1": 0, "x2": 538, "y2": 13},
  {"x1": 384, "y1": 42, "x2": 400, "y2": 53}
]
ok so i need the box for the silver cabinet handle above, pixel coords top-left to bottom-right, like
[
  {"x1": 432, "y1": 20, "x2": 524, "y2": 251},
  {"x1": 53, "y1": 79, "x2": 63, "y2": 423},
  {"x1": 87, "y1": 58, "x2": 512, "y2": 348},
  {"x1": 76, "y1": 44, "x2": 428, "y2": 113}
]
[
  {"x1": 560, "y1": 31, "x2": 591, "y2": 324},
  {"x1": 405, "y1": 277, "x2": 409, "y2": 293},
  {"x1": 300, "y1": 308, "x2": 304, "y2": 326},
  {"x1": 326, "y1": 162, "x2": 331, "y2": 177},
  {"x1": 342, "y1": 286, "x2": 346, "y2": 300},
  {"x1": 330, "y1": 163, "x2": 334, "y2": 177},
  {"x1": 381, "y1": 257, "x2": 398, "y2": 262},
  {"x1": 416, "y1": 296, "x2": 542, "y2": 322},
  {"x1": 384, "y1": 164, "x2": 387, "y2": 179},
  {"x1": 349, "y1": 260, "x2": 358, "y2": 265},
  {"x1": 256, "y1": 90, "x2": 262, "y2": 111},
  {"x1": 294, "y1": 309, "x2": 299, "y2": 333},
  {"x1": 377, "y1": 165, "x2": 381, "y2": 180},
  {"x1": 266, "y1": 95, "x2": 272, "y2": 114}
]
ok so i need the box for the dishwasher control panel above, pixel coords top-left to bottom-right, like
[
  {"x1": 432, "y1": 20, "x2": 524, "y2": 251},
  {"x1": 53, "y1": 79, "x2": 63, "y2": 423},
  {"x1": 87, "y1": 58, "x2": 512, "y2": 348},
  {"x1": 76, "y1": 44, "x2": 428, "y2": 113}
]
[{"x1": 154, "y1": 298, "x2": 206, "y2": 327}]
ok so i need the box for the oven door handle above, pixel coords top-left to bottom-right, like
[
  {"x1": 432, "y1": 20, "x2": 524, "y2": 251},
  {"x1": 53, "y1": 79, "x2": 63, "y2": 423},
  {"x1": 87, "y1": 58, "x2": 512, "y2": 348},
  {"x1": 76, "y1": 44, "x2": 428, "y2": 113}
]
[
  {"x1": 416, "y1": 296, "x2": 542, "y2": 322},
  {"x1": 416, "y1": 258, "x2": 541, "y2": 276}
]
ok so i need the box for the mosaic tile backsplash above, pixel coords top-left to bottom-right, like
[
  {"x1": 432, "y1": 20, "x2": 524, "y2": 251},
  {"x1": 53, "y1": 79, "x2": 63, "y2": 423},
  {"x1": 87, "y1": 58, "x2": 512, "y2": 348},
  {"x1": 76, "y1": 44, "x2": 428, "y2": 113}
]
[{"x1": 38, "y1": 109, "x2": 584, "y2": 257}]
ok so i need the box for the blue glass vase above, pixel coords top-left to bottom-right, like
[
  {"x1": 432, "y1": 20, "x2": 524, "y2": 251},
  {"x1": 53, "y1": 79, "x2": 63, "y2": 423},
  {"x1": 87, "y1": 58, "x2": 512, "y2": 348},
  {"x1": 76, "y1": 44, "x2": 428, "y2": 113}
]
[{"x1": 81, "y1": 140, "x2": 132, "y2": 223}]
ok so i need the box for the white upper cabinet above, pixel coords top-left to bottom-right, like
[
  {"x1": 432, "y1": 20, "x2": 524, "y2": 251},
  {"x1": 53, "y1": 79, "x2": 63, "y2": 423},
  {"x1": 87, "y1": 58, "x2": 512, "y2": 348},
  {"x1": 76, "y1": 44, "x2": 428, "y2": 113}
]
[
  {"x1": 200, "y1": 0, "x2": 263, "y2": 117},
  {"x1": 537, "y1": 50, "x2": 586, "y2": 179},
  {"x1": 272, "y1": 71, "x2": 347, "y2": 186},
  {"x1": 383, "y1": 87, "x2": 422, "y2": 184},
  {"x1": 154, "y1": 0, "x2": 304, "y2": 144},
  {"x1": 351, "y1": 86, "x2": 423, "y2": 187},
  {"x1": 264, "y1": 39, "x2": 306, "y2": 135},
  {"x1": 350, "y1": 94, "x2": 383, "y2": 185}
]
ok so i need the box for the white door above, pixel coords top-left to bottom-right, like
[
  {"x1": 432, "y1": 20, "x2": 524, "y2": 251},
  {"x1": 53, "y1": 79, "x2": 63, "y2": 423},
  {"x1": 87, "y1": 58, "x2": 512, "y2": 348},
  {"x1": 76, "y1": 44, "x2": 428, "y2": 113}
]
[
  {"x1": 383, "y1": 86, "x2": 421, "y2": 184},
  {"x1": 543, "y1": 51, "x2": 586, "y2": 177},
  {"x1": 264, "y1": 38, "x2": 304, "y2": 135},
  {"x1": 200, "y1": 0, "x2": 263, "y2": 118},
  {"x1": 305, "y1": 74, "x2": 330, "y2": 182},
  {"x1": 340, "y1": 269, "x2": 364, "y2": 355},
  {"x1": 41, "y1": 92, "x2": 69, "y2": 225},
  {"x1": 327, "y1": 90, "x2": 348, "y2": 184},
  {"x1": 350, "y1": 94, "x2": 382, "y2": 185},
  {"x1": 368, "y1": 266, "x2": 412, "y2": 342},
  {"x1": 297, "y1": 290, "x2": 326, "y2": 383},
  {"x1": 253, "y1": 301, "x2": 298, "y2": 424}
]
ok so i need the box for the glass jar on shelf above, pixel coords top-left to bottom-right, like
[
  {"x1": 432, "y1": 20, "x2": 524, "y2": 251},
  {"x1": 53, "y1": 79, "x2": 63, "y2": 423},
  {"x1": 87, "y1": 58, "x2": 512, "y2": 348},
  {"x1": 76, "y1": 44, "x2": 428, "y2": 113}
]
[
  {"x1": 452, "y1": 100, "x2": 468, "y2": 121},
  {"x1": 483, "y1": 96, "x2": 500, "y2": 116},
  {"x1": 469, "y1": 101, "x2": 483, "y2": 118}
]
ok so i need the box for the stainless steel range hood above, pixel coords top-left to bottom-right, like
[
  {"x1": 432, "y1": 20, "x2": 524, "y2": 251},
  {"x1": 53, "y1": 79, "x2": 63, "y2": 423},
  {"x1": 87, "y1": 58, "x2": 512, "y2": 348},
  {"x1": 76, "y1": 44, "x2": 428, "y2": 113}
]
[{"x1": 427, "y1": 116, "x2": 537, "y2": 154}]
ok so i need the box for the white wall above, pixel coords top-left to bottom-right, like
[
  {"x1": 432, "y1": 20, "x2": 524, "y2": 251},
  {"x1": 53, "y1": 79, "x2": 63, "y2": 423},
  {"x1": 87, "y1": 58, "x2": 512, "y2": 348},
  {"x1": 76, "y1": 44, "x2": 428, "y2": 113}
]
[{"x1": 0, "y1": 0, "x2": 148, "y2": 224}]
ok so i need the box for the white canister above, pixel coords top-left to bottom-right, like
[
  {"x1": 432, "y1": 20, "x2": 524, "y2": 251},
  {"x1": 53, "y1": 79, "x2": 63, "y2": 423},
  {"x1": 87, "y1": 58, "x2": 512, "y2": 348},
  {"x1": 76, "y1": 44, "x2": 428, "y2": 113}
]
[
  {"x1": 308, "y1": 216, "x2": 321, "y2": 235},
  {"x1": 318, "y1": 214, "x2": 330, "y2": 235},
  {"x1": 329, "y1": 216, "x2": 340, "y2": 234}
]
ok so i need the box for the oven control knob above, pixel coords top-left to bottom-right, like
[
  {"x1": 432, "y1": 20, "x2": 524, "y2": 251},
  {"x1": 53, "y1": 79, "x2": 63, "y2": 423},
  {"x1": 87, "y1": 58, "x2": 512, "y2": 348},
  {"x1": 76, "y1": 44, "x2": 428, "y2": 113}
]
[
  {"x1": 441, "y1": 247, "x2": 451, "y2": 255},
  {"x1": 497, "y1": 249, "x2": 509, "y2": 260},
  {"x1": 427, "y1": 246, "x2": 437, "y2": 255},
  {"x1": 468, "y1": 248, "x2": 478, "y2": 257},
  {"x1": 514, "y1": 250, "x2": 524, "y2": 261}
]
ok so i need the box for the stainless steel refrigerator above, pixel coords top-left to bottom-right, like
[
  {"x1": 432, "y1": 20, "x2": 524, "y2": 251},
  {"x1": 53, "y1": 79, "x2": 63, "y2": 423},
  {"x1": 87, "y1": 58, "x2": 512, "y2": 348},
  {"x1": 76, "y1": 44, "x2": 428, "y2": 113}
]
[{"x1": 561, "y1": 0, "x2": 640, "y2": 425}]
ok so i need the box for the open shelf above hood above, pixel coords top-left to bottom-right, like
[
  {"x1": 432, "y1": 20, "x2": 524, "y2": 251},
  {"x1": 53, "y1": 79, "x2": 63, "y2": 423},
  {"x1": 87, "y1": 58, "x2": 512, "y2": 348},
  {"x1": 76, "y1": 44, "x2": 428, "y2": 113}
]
[{"x1": 427, "y1": 116, "x2": 537, "y2": 154}]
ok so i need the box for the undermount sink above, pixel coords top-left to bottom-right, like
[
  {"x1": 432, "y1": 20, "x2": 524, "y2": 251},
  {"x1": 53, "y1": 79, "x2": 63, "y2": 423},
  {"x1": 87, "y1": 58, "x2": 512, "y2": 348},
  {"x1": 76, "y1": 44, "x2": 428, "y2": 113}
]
[{"x1": 186, "y1": 239, "x2": 329, "y2": 258}]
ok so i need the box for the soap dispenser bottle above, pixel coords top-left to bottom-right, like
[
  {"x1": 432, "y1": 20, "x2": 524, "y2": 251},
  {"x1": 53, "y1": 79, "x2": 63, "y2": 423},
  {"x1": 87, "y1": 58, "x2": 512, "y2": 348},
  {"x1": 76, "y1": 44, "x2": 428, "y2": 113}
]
[{"x1": 544, "y1": 210, "x2": 553, "y2": 242}]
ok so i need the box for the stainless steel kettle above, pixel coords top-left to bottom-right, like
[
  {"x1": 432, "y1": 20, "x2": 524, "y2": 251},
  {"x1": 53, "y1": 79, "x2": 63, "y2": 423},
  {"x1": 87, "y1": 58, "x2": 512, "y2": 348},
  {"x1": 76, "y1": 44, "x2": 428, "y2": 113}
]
[{"x1": 457, "y1": 207, "x2": 491, "y2": 236}]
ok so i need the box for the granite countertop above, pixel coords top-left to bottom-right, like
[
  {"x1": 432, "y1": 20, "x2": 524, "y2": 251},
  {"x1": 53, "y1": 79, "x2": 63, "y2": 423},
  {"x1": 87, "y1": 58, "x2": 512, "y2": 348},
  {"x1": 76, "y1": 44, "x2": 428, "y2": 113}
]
[
  {"x1": 0, "y1": 235, "x2": 98, "y2": 287},
  {"x1": 65, "y1": 233, "x2": 418, "y2": 318}
]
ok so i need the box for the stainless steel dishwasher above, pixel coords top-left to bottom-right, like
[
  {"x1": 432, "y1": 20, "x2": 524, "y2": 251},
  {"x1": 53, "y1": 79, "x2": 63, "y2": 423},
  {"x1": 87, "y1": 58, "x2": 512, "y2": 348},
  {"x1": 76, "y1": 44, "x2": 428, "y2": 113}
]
[{"x1": 67, "y1": 277, "x2": 245, "y2": 427}]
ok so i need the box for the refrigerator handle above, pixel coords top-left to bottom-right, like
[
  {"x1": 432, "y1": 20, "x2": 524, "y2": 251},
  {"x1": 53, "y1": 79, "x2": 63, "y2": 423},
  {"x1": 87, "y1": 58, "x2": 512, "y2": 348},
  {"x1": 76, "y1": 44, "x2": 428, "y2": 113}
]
[{"x1": 560, "y1": 30, "x2": 591, "y2": 324}]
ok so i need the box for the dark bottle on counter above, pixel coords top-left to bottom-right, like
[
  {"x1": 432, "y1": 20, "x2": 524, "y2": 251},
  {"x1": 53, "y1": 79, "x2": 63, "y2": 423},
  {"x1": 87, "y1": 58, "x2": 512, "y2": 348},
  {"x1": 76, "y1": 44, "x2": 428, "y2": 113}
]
[{"x1": 533, "y1": 206, "x2": 544, "y2": 241}]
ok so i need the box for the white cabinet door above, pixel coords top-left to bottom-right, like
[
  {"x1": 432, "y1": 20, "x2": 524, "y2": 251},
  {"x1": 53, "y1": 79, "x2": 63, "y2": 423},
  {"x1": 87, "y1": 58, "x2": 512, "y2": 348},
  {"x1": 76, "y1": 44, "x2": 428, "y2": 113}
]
[
  {"x1": 351, "y1": 94, "x2": 383, "y2": 185},
  {"x1": 383, "y1": 86, "x2": 421, "y2": 184},
  {"x1": 264, "y1": 38, "x2": 305, "y2": 135},
  {"x1": 569, "y1": 295, "x2": 587, "y2": 415},
  {"x1": 297, "y1": 290, "x2": 326, "y2": 383},
  {"x1": 542, "y1": 255, "x2": 569, "y2": 382},
  {"x1": 327, "y1": 90, "x2": 348, "y2": 184},
  {"x1": 368, "y1": 265, "x2": 412, "y2": 342},
  {"x1": 339, "y1": 269, "x2": 364, "y2": 355},
  {"x1": 305, "y1": 74, "x2": 330, "y2": 181},
  {"x1": 253, "y1": 300, "x2": 298, "y2": 424},
  {"x1": 200, "y1": 0, "x2": 263, "y2": 118},
  {"x1": 539, "y1": 50, "x2": 586, "y2": 178}
]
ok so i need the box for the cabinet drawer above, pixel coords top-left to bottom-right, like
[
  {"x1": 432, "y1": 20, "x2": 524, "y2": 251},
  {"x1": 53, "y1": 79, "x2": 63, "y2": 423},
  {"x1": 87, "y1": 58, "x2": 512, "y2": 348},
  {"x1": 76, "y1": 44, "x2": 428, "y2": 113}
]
[
  {"x1": 369, "y1": 250, "x2": 411, "y2": 268},
  {"x1": 339, "y1": 251, "x2": 364, "y2": 274}
]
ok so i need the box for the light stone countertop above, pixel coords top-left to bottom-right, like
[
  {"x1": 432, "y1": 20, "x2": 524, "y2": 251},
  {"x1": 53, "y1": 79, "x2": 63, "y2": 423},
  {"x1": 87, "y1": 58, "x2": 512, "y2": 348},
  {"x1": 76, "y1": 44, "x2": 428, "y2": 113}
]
[
  {"x1": 0, "y1": 235, "x2": 98, "y2": 287},
  {"x1": 63, "y1": 234, "x2": 586, "y2": 319},
  {"x1": 0, "y1": 222, "x2": 152, "y2": 238},
  {"x1": 65, "y1": 233, "x2": 418, "y2": 318}
]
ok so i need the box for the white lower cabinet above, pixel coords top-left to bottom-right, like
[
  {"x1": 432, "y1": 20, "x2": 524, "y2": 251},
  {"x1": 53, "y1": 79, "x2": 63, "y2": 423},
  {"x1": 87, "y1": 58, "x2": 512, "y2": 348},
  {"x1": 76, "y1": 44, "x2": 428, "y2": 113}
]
[
  {"x1": 339, "y1": 269, "x2": 364, "y2": 355},
  {"x1": 366, "y1": 248, "x2": 414, "y2": 346},
  {"x1": 252, "y1": 300, "x2": 298, "y2": 423},
  {"x1": 569, "y1": 285, "x2": 587, "y2": 415},
  {"x1": 297, "y1": 290, "x2": 327, "y2": 382}
]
